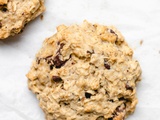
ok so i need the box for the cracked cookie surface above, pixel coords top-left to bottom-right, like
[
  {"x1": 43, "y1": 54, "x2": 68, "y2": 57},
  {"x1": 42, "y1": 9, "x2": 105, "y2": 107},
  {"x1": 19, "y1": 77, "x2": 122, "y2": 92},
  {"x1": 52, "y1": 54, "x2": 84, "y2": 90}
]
[
  {"x1": 0, "y1": 0, "x2": 45, "y2": 39},
  {"x1": 27, "y1": 21, "x2": 141, "y2": 120}
]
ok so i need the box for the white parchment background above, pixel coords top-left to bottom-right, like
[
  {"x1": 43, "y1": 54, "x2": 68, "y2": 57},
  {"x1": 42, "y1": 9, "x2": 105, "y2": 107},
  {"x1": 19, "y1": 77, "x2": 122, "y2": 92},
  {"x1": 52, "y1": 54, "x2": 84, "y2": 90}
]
[{"x1": 0, "y1": 0, "x2": 160, "y2": 120}]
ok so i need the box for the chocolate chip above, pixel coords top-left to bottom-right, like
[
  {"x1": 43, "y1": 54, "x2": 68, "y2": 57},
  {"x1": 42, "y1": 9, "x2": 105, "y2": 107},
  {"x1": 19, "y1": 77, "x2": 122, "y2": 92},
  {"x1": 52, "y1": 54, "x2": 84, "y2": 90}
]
[
  {"x1": 0, "y1": 4, "x2": 8, "y2": 12},
  {"x1": 104, "y1": 63, "x2": 110, "y2": 69},
  {"x1": 94, "y1": 90, "x2": 98, "y2": 93},
  {"x1": 87, "y1": 50, "x2": 92, "y2": 54},
  {"x1": 87, "y1": 50, "x2": 94, "y2": 54},
  {"x1": 118, "y1": 97, "x2": 125, "y2": 101},
  {"x1": 64, "y1": 102, "x2": 69, "y2": 105},
  {"x1": 125, "y1": 84, "x2": 133, "y2": 91},
  {"x1": 52, "y1": 76, "x2": 62, "y2": 82},
  {"x1": 44, "y1": 55, "x2": 55, "y2": 69},
  {"x1": 53, "y1": 55, "x2": 68, "y2": 68},
  {"x1": 108, "y1": 29, "x2": 119, "y2": 43},
  {"x1": 89, "y1": 63, "x2": 94, "y2": 65},
  {"x1": 85, "y1": 92, "x2": 92, "y2": 99},
  {"x1": 50, "y1": 65, "x2": 54, "y2": 70},
  {"x1": 105, "y1": 91, "x2": 108, "y2": 95},
  {"x1": 60, "y1": 43, "x2": 65, "y2": 49},
  {"x1": 37, "y1": 59, "x2": 40, "y2": 64},
  {"x1": 108, "y1": 118, "x2": 113, "y2": 120},
  {"x1": 44, "y1": 43, "x2": 70, "y2": 69},
  {"x1": 108, "y1": 99, "x2": 114, "y2": 102},
  {"x1": 3, "y1": 7, "x2": 7, "y2": 11},
  {"x1": 57, "y1": 42, "x2": 65, "y2": 54},
  {"x1": 45, "y1": 54, "x2": 70, "y2": 69},
  {"x1": 51, "y1": 42, "x2": 68, "y2": 68},
  {"x1": 104, "y1": 59, "x2": 110, "y2": 69},
  {"x1": 109, "y1": 29, "x2": 115, "y2": 34},
  {"x1": 24, "y1": 23, "x2": 28, "y2": 27},
  {"x1": 0, "y1": 6, "x2": 7, "y2": 12}
]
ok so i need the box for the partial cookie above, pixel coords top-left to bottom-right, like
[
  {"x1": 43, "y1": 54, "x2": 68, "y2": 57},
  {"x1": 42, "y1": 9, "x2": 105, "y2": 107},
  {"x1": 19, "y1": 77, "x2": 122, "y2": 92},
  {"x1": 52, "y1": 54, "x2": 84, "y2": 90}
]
[
  {"x1": 0, "y1": 0, "x2": 45, "y2": 39},
  {"x1": 27, "y1": 21, "x2": 142, "y2": 120}
]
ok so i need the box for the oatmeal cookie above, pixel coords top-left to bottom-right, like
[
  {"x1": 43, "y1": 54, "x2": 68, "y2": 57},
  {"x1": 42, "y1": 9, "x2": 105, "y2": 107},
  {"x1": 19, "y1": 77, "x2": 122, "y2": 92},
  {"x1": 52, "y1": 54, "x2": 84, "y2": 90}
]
[
  {"x1": 0, "y1": 0, "x2": 45, "y2": 39},
  {"x1": 27, "y1": 21, "x2": 141, "y2": 120}
]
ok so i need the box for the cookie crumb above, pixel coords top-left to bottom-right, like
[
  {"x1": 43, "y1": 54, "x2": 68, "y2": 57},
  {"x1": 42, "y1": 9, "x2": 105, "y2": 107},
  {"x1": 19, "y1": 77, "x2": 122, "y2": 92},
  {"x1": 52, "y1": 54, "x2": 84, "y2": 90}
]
[{"x1": 140, "y1": 40, "x2": 143, "y2": 45}]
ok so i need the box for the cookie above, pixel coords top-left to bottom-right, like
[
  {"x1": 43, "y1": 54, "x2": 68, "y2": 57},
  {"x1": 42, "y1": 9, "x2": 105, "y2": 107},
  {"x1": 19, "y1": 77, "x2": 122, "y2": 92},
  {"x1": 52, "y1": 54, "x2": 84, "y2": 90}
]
[
  {"x1": 0, "y1": 0, "x2": 45, "y2": 39},
  {"x1": 27, "y1": 21, "x2": 142, "y2": 120}
]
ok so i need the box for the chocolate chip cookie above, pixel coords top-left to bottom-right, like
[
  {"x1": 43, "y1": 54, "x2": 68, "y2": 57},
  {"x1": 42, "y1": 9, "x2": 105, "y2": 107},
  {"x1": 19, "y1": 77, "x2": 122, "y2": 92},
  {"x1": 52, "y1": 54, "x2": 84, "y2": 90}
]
[
  {"x1": 27, "y1": 21, "x2": 142, "y2": 120},
  {"x1": 0, "y1": 0, "x2": 45, "y2": 39}
]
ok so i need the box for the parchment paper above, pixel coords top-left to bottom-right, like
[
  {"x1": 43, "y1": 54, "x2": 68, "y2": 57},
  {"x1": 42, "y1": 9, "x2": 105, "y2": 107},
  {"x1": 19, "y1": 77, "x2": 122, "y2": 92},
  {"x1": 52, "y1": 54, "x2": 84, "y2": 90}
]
[{"x1": 0, "y1": 0, "x2": 160, "y2": 119}]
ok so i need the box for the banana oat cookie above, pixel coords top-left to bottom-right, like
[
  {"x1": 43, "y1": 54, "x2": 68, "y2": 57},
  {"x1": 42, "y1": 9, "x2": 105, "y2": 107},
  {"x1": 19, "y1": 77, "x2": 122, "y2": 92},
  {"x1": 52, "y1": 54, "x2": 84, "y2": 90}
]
[
  {"x1": 0, "y1": 0, "x2": 45, "y2": 39},
  {"x1": 27, "y1": 21, "x2": 141, "y2": 120}
]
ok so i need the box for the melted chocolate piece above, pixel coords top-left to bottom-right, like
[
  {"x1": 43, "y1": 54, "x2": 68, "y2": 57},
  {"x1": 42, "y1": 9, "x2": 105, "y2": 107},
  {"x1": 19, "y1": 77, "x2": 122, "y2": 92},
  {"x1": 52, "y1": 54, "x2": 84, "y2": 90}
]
[
  {"x1": 44, "y1": 54, "x2": 71, "y2": 69},
  {"x1": 52, "y1": 76, "x2": 62, "y2": 82},
  {"x1": 53, "y1": 55, "x2": 68, "y2": 68},
  {"x1": 85, "y1": 92, "x2": 92, "y2": 99},
  {"x1": 53, "y1": 42, "x2": 70, "y2": 68},
  {"x1": 44, "y1": 42, "x2": 71, "y2": 69},
  {"x1": 104, "y1": 63, "x2": 110, "y2": 69},
  {"x1": 0, "y1": 5, "x2": 7, "y2": 12},
  {"x1": 50, "y1": 65, "x2": 54, "y2": 70}
]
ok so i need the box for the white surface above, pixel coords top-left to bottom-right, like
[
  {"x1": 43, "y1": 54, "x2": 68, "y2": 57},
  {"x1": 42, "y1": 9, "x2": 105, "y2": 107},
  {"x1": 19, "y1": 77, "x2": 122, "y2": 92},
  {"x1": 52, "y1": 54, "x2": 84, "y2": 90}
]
[{"x1": 0, "y1": 0, "x2": 160, "y2": 120}]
